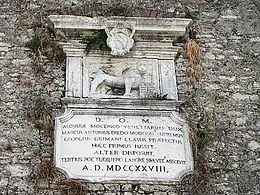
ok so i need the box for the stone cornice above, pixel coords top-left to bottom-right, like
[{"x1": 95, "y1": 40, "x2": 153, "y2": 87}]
[{"x1": 49, "y1": 15, "x2": 192, "y2": 35}]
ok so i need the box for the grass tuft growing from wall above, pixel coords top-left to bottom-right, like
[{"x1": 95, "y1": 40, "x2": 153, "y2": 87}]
[{"x1": 186, "y1": 40, "x2": 202, "y2": 89}]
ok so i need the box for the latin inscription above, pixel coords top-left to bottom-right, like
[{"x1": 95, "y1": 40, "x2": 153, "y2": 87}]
[{"x1": 56, "y1": 114, "x2": 191, "y2": 181}]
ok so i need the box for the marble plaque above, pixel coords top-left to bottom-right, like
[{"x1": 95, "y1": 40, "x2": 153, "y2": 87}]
[
  {"x1": 51, "y1": 15, "x2": 194, "y2": 182},
  {"x1": 55, "y1": 109, "x2": 193, "y2": 182}
]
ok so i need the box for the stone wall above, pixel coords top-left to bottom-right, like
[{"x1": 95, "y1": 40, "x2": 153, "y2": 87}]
[{"x1": 0, "y1": 0, "x2": 259, "y2": 194}]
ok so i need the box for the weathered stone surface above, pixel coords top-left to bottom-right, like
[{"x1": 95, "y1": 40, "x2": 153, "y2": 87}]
[
  {"x1": 232, "y1": 93, "x2": 259, "y2": 101},
  {"x1": 167, "y1": 192, "x2": 177, "y2": 195},
  {"x1": 104, "y1": 184, "x2": 121, "y2": 191},
  {"x1": 248, "y1": 141, "x2": 260, "y2": 150},
  {"x1": 0, "y1": 178, "x2": 8, "y2": 187},
  {"x1": 154, "y1": 192, "x2": 167, "y2": 195},
  {"x1": 0, "y1": 0, "x2": 259, "y2": 195},
  {"x1": 121, "y1": 184, "x2": 132, "y2": 191},
  {"x1": 124, "y1": 192, "x2": 133, "y2": 195},
  {"x1": 87, "y1": 183, "x2": 105, "y2": 191},
  {"x1": 154, "y1": 185, "x2": 171, "y2": 191},
  {"x1": 0, "y1": 138, "x2": 9, "y2": 151},
  {"x1": 139, "y1": 184, "x2": 154, "y2": 192},
  {"x1": 6, "y1": 164, "x2": 31, "y2": 177},
  {"x1": 104, "y1": 192, "x2": 117, "y2": 195}
]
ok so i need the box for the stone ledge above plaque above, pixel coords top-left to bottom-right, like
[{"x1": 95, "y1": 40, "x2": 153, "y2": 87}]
[
  {"x1": 61, "y1": 98, "x2": 181, "y2": 111},
  {"x1": 49, "y1": 15, "x2": 192, "y2": 104}
]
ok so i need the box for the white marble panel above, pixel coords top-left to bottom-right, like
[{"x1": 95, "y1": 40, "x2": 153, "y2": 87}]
[
  {"x1": 159, "y1": 60, "x2": 178, "y2": 100},
  {"x1": 66, "y1": 57, "x2": 83, "y2": 97},
  {"x1": 82, "y1": 57, "x2": 89, "y2": 98}
]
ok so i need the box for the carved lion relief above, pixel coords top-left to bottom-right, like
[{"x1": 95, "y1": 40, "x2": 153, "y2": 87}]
[{"x1": 89, "y1": 64, "x2": 147, "y2": 97}]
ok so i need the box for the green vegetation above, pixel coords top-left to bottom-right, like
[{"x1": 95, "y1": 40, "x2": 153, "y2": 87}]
[
  {"x1": 80, "y1": 30, "x2": 110, "y2": 54},
  {"x1": 152, "y1": 93, "x2": 168, "y2": 100},
  {"x1": 25, "y1": 36, "x2": 43, "y2": 54}
]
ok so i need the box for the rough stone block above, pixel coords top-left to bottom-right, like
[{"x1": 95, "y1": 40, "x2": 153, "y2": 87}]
[
  {"x1": 219, "y1": 75, "x2": 236, "y2": 81},
  {"x1": 235, "y1": 117, "x2": 247, "y2": 126},
  {"x1": 103, "y1": 192, "x2": 117, "y2": 195},
  {"x1": 124, "y1": 192, "x2": 133, "y2": 195},
  {"x1": 167, "y1": 192, "x2": 177, "y2": 195},
  {"x1": 154, "y1": 192, "x2": 167, "y2": 195},
  {"x1": 154, "y1": 185, "x2": 171, "y2": 191},
  {"x1": 205, "y1": 53, "x2": 216, "y2": 60},
  {"x1": 140, "y1": 184, "x2": 154, "y2": 192},
  {"x1": 121, "y1": 184, "x2": 132, "y2": 191},
  {"x1": 104, "y1": 184, "x2": 120, "y2": 191},
  {"x1": 6, "y1": 164, "x2": 30, "y2": 177},
  {"x1": 0, "y1": 137, "x2": 9, "y2": 151},
  {"x1": 232, "y1": 93, "x2": 259, "y2": 101},
  {"x1": 248, "y1": 141, "x2": 260, "y2": 150},
  {"x1": 87, "y1": 183, "x2": 105, "y2": 191}
]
